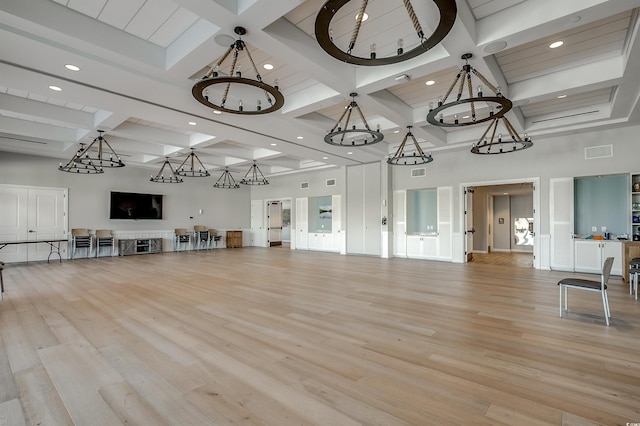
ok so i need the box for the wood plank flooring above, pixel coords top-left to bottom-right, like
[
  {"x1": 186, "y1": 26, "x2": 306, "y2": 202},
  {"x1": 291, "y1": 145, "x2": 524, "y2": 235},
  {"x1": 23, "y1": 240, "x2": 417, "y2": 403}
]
[{"x1": 1, "y1": 248, "x2": 639, "y2": 425}]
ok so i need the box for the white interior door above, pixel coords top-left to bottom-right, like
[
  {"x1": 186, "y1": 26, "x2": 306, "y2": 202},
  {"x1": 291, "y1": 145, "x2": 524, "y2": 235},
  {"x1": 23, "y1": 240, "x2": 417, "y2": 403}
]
[
  {"x1": 268, "y1": 201, "x2": 282, "y2": 246},
  {"x1": 437, "y1": 186, "x2": 452, "y2": 260},
  {"x1": 295, "y1": 197, "x2": 308, "y2": 250},
  {"x1": 250, "y1": 200, "x2": 265, "y2": 247},
  {"x1": 550, "y1": 177, "x2": 574, "y2": 271},
  {"x1": 464, "y1": 187, "x2": 474, "y2": 262},
  {"x1": 0, "y1": 185, "x2": 67, "y2": 262}
]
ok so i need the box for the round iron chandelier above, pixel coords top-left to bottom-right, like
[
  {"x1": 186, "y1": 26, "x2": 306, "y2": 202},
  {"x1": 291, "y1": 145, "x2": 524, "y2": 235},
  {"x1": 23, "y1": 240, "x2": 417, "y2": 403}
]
[
  {"x1": 192, "y1": 27, "x2": 284, "y2": 115},
  {"x1": 470, "y1": 115, "x2": 533, "y2": 155},
  {"x1": 387, "y1": 126, "x2": 433, "y2": 165},
  {"x1": 315, "y1": 0, "x2": 457, "y2": 66},
  {"x1": 324, "y1": 92, "x2": 384, "y2": 146}
]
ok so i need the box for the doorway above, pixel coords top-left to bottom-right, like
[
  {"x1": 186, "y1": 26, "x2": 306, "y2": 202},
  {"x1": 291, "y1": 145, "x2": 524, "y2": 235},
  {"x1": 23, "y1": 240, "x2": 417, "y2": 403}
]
[
  {"x1": 266, "y1": 199, "x2": 291, "y2": 248},
  {"x1": 462, "y1": 179, "x2": 539, "y2": 268}
]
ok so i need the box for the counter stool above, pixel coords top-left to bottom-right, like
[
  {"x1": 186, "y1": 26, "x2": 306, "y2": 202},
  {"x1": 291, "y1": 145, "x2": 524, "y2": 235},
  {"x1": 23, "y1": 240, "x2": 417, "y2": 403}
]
[
  {"x1": 629, "y1": 257, "x2": 640, "y2": 300},
  {"x1": 174, "y1": 229, "x2": 191, "y2": 251}
]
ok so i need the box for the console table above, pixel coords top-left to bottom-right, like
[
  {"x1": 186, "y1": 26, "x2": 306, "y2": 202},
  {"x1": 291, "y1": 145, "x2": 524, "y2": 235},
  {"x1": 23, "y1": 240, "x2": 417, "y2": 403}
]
[
  {"x1": 119, "y1": 238, "x2": 163, "y2": 256},
  {"x1": 226, "y1": 230, "x2": 242, "y2": 248},
  {"x1": 0, "y1": 239, "x2": 67, "y2": 263}
]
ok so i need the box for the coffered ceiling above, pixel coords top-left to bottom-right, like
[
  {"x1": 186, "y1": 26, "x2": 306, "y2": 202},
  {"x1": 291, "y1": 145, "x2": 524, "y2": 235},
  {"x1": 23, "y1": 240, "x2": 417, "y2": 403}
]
[{"x1": 1, "y1": 0, "x2": 639, "y2": 177}]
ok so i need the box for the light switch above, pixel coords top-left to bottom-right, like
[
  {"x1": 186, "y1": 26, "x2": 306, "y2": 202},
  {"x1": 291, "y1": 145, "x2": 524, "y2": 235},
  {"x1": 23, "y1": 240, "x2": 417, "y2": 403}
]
[{"x1": 592, "y1": 226, "x2": 597, "y2": 232}]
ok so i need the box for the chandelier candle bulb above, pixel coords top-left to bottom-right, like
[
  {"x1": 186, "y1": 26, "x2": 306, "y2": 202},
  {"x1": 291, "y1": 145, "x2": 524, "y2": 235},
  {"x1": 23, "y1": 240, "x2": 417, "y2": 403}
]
[
  {"x1": 397, "y1": 39, "x2": 404, "y2": 55},
  {"x1": 257, "y1": 100, "x2": 262, "y2": 111},
  {"x1": 370, "y1": 43, "x2": 376, "y2": 59}
]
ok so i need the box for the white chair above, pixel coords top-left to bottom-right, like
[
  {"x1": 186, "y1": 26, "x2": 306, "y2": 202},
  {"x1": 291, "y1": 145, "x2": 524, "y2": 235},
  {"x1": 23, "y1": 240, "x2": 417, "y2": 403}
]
[{"x1": 558, "y1": 257, "x2": 614, "y2": 326}]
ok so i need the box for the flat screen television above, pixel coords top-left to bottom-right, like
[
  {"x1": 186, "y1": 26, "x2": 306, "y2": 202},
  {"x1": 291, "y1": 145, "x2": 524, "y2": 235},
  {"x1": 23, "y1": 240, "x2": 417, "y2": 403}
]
[{"x1": 110, "y1": 191, "x2": 163, "y2": 220}]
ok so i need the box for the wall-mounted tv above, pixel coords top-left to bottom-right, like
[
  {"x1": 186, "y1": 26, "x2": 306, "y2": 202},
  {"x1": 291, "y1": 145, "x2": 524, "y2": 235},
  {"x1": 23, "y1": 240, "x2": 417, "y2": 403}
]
[{"x1": 110, "y1": 191, "x2": 163, "y2": 220}]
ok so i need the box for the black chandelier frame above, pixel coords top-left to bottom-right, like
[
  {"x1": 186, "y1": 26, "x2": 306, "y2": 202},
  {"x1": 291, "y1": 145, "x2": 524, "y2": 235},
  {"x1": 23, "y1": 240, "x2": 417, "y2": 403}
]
[
  {"x1": 324, "y1": 92, "x2": 384, "y2": 146},
  {"x1": 315, "y1": 0, "x2": 457, "y2": 66},
  {"x1": 470, "y1": 115, "x2": 533, "y2": 155},
  {"x1": 150, "y1": 157, "x2": 184, "y2": 183},
  {"x1": 192, "y1": 27, "x2": 284, "y2": 115},
  {"x1": 176, "y1": 148, "x2": 210, "y2": 177},
  {"x1": 387, "y1": 126, "x2": 433, "y2": 165},
  {"x1": 76, "y1": 130, "x2": 125, "y2": 168},
  {"x1": 58, "y1": 143, "x2": 104, "y2": 174},
  {"x1": 213, "y1": 168, "x2": 240, "y2": 189}
]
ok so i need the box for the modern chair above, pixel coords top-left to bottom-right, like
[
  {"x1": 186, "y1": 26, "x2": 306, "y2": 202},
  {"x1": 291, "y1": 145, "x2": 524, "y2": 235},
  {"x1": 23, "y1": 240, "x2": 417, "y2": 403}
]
[
  {"x1": 95, "y1": 229, "x2": 115, "y2": 257},
  {"x1": 558, "y1": 257, "x2": 614, "y2": 326},
  {"x1": 208, "y1": 229, "x2": 222, "y2": 249},
  {"x1": 629, "y1": 257, "x2": 640, "y2": 300},
  {"x1": 71, "y1": 228, "x2": 92, "y2": 259},
  {"x1": 174, "y1": 228, "x2": 191, "y2": 251},
  {"x1": 194, "y1": 226, "x2": 209, "y2": 250}
]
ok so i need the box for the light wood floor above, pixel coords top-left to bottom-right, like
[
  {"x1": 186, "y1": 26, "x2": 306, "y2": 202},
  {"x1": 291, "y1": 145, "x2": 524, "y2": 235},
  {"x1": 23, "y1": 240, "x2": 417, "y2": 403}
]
[
  {"x1": 1, "y1": 248, "x2": 639, "y2": 425},
  {"x1": 471, "y1": 252, "x2": 534, "y2": 268}
]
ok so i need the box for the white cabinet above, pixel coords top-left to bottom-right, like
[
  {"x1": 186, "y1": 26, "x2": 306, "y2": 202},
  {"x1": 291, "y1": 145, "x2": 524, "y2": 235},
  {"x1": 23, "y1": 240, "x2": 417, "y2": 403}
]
[
  {"x1": 574, "y1": 240, "x2": 622, "y2": 276},
  {"x1": 406, "y1": 235, "x2": 438, "y2": 259},
  {"x1": 295, "y1": 197, "x2": 308, "y2": 250},
  {"x1": 550, "y1": 177, "x2": 574, "y2": 271},
  {"x1": 308, "y1": 232, "x2": 334, "y2": 251}
]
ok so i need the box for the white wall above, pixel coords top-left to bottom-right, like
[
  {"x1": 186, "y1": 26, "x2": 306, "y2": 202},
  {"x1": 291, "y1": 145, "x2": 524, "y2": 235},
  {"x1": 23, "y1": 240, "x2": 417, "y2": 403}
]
[{"x1": 0, "y1": 152, "x2": 251, "y2": 232}]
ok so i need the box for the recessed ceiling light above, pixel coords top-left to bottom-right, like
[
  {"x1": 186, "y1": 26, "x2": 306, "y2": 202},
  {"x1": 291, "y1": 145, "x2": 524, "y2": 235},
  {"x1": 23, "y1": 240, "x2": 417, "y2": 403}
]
[
  {"x1": 263, "y1": 63, "x2": 273, "y2": 70},
  {"x1": 549, "y1": 41, "x2": 564, "y2": 49},
  {"x1": 463, "y1": 115, "x2": 470, "y2": 119},
  {"x1": 65, "y1": 64, "x2": 80, "y2": 71},
  {"x1": 557, "y1": 94, "x2": 568, "y2": 99},
  {"x1": 393, "y1": 130, "x2": 400, "y2": 134},
  {"x1": 297, "y1": 136, "x2": 304, "y2": 140},
  {"x1": 322, "y1": 156, "x2": 328, "y2": 160},
  {"x1": 212, "y1": 109, "x2": 222, "y2": 115},
  {"x1": 355, "y1": 12, "x2": 368, "y2": 22},
  {"x1": 270, "y1": 143, "x2": 277, "y2": 146},
  {"x1": 425, "y1": 80, "x2": 435, "y2": 86},
  {"x1": 188, "y1": 121, "x2": 197, "y2": 126},
  {"x1": 347, "y1": 151, "x2": 353, "y2": 155},
  {"x1": 49, "y1": 85, "x2": 62, "y2": 91}
]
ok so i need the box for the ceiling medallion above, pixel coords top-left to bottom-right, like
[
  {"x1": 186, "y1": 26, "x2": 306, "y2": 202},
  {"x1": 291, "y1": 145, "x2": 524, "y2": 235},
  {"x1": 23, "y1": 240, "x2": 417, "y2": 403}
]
[
  {"x1": 427, "y1": 53, "x2": 512, "y2": 127},
  {"x1": 387, "y1": 126, "x2": 433, "y2": 165},
  {"x1": 315, "y1": 0, "x2": 457, "y2": 66},
  {"x1": 324, "y1": 92, "x2": 383, "y2": 146},
  {"x1": 470, "y1": 115, "x2": 533, "y2": 155},
  {"x1": 192, "y1": 27, "x2": 284, "y2": 115}
]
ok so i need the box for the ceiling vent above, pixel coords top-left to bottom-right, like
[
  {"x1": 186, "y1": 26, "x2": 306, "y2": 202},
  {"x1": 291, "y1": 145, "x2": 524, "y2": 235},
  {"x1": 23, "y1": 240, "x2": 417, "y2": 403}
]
[
  {"x1": 300, "y1": 182, "x2": 309, "y2": 189},
  {"x1": 326, "y1": 178, "x2": 336, "y2": 187},
  {"x1": 585, "y1": 144, "x2": 613, "y2": 160},
  {"x1": 411, "y1": 168, "x2": 426, "y2": 177}
]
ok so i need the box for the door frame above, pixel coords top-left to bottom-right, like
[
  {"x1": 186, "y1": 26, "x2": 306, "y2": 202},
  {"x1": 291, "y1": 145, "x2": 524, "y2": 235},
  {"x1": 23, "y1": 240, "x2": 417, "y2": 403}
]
[
  {"x1": 460, "y1": 177, "x2": 540, "y2": 269},
  {"x1": 264, "y1": 197, "x2": 292, "y2": 248}
]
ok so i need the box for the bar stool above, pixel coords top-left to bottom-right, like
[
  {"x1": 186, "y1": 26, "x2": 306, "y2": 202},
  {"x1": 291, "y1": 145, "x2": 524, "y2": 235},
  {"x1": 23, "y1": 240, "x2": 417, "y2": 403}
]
[
  {"x1": 174, "y1": 228, "x2": 191, "y2": 251},
  {"x1": 208, "y1": 229, "x2": 222, "y2": 249},
  {"x1": 194, "y1": 226, "x2": 209, "y2": 250},
  {"x1": 629, "y1": 257, "x2": 640, "y2": 300}
]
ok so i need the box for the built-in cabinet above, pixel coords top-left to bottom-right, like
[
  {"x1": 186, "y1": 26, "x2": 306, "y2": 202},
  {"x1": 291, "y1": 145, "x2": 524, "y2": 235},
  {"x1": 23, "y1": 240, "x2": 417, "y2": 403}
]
[
  {"x1": 295, "y1": 195, "x2": 341, "y2": 252},
  {"x1": 394, "y1": 186, "x2": 453, "y2": 261},
  {"x1": 573, "y1": 240, "x2": 622, "y2": 275}
]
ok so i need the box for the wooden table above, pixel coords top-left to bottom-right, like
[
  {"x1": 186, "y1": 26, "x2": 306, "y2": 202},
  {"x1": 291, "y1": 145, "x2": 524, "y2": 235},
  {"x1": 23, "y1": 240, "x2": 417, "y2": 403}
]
[{"x1": 0, "y1": 239, "x2": 68, "y2": 263}]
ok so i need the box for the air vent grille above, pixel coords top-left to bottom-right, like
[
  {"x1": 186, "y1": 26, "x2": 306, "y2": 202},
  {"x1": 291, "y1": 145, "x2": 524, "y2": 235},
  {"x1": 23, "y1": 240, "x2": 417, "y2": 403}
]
[
  {"x1": 411, "y1": 168, "x2": 426, "y2": 177},
  {"x1": 326, "y1": 178, "x2": 336, "y2": 187},
  {"x1": 300, "y1": 182, "x2": 309, "y2": 189},
  {"x1": 585, "y1": 144, "x2": 613, "y2": 160}
]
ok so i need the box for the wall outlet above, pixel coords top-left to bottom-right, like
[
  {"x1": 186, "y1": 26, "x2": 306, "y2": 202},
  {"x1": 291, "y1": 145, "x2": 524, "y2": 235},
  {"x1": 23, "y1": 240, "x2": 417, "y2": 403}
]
[
  {"x1": 601, "y1": 226, "x2": 607, "y2": 232},
  {"x1": 592, "y1": 226, "x2": 597, "y2": 232}
]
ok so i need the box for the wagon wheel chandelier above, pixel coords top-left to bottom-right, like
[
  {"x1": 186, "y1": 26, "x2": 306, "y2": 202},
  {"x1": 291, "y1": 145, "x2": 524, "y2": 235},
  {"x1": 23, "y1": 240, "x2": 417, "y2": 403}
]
[
  {"x1": 176, "y1": 148, "x2": 210, "y2": 177},
  {"x1": 150, "y1": 157, "x2": 183, "y2": 183},
  {"x1": 240, "y1": 161, "x2": 269, "y2": 185},
  {"x1": 76, "y1": 130, "x2": 125, "y2": 168},
  {"x1": 213, "y1": 168, "x2": 240, "y2": 189},
  {"x1": 58, "y1": 143, "x2": 104, "y2": 174},
  {"x1": 192, "y1": 27, "x2": 284, "y2": 115},
  {"x1": 315, "y1": 0, "x2": 457, "y2": 66},
  {"x1": 324, "y1": 92, "x2": 384, "y2": 146},
  {"x1": 427, "y1": 53, "x2": 512, "y2": 127},
  {"x1": 470, "y1": 115, "x2": 533, "y2": 155},
  {"x1": 387, "y1": 126, "x2": 433, "y2": 165}
]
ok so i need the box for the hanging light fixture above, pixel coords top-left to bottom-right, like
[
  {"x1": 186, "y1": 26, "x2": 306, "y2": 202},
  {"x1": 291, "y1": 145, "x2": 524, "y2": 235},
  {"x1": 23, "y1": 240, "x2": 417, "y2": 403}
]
[
  {"x1": 213, "y1": 168, "x2": 240, "y2": 189},
  {"x1": 387, "y1": 126, "x2": 433, "y2": 165},
  {"x1": 176, "y1": 148, "x2": 210, "y2": 177},
  {"x1": 150, "y1": 157, "x2": 183, "y2": 183},
  {"x1": 58, "y1": 143, "x2": 104, "y2": 174},
  {"x1": 324, "y1": 92, "x2": 384, "y2": 146},
  {"x1": 240, "y1": 161, "x2": 269, "y2": 185},
  {"x1": 315, "y1": 0, "x2": 457, "y2": 66},
  {"x1": 76, "y1": 130, "x2": 125, "y2": 168},
  {"x1": 192, "y1": 26, "x2": 284, "y2": 115},
  {"x1": 470, "y1": 115, "x2": 533, "y2": 155},
  {"x1": 427, "y1": 53, "x2": 512, "y2": 127}
]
